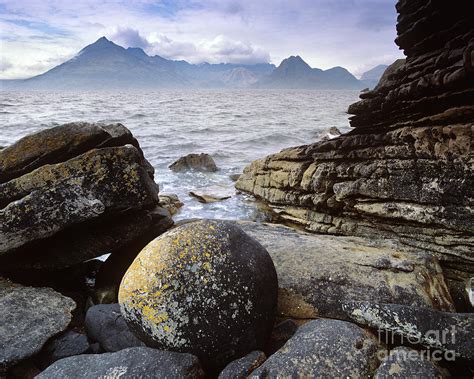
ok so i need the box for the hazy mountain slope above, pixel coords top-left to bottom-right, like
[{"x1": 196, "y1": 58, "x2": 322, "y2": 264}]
[{"x1": 360, "y1": 64, "x2": 389, "y2": 89}]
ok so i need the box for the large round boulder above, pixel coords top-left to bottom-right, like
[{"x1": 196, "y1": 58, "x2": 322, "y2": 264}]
[{"x1": 118, "y1": 220, "x2": 278, "y2": 371}]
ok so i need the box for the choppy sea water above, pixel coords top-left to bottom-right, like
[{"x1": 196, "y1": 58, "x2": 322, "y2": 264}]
[{"x1": 0, "y1": 90, "x2": 359, "y2": 220}]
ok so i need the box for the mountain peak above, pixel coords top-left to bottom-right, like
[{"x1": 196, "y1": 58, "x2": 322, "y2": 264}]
[{"x1": 93, "y1": 36, "x2": 112, "y2": 45}]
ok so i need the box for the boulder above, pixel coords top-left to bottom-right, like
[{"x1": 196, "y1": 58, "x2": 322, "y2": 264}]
[
  {"x1": 119, "y1": 220, "x2": 278, "y2": 371},
  {"x1": 235, "y1": 0, "x2": 474, "y2": 287},
  {"x1": 343, "y1": 301, "x2": 474, "y2": 361},
  {"x1": 218, "y1": 351, "x2": 266, "y2": 379},
  {"x1": 85, "y1": 303, "x2": 145, "y2": 352},
  {"x1": 36, "y1": 347, "x2": 204, "y2": 379},
  {"x1": 169, "y1": 153, "x2": 218, "y2": 172},
  {"x1": 0, "y1": 279, "x2": 76, "y2": 369},
  {"x1": 0, "y1": 123, "x2": 171, "y2": 273},
  {"x1": 374, "y1": 347, "x2": 444, "y2": 378},
  {"x1": 237, "y1": 221, "x2": 454, "y2": 320},
  {"x1": 250, "y1": 318, "x2": 383, "y2": 378},
  {"x1": 39, "y1": 331, "x2": 90, "y2": 366}
]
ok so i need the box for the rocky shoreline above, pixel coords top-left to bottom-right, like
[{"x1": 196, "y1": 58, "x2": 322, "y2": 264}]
[{"x1": 1, "y1": 1, "x2": 474, "y2": 378}]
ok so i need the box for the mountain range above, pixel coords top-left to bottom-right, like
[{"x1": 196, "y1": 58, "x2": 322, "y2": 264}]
[{"x1": 1, "y1": 37, "x2": 386, "y2": 90}]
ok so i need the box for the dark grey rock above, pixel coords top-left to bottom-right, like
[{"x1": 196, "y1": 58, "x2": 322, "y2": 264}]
[
  {"x1": 375, "y1": 347, "x2": 443, "y2": 378},
  {"x1": 169, "y1": 153, "x2": 218, "y2": 172},
  {"x1": 250, "y1": 318, "x2": 383, "y2": 378},
  {"x1": 218, "y1": 351, "x2": 266, "y2": 379},
  {"x1": 343, "y1": 301, "x2": 474, "y2": 361},
  {"x1": 85, "y1": 303, "x2": 145, "y2": 352},
  {"x1": 119, "y1": 220, "x2": 278, "y2": 372},
  {"x1": 266, "y1": 319, "x2": 298, "y2": 355},
  {"x1": 40, "y1": 331, "x2": 90, "y2": 366},
  {"x1": 0, "y1": 280, "x2": 76, "y2": 369},
  {"x1": 36, "y1": 347, "x2": 204, "y2": 378}
]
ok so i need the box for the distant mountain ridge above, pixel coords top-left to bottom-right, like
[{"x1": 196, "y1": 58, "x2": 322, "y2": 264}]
[{"x1": 1, "y1": 37, "x2": 384, "y2": 90}]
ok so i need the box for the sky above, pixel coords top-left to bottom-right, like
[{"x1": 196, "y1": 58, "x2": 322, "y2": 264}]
[{"x1": 0, "y1": 0, "x2": 405, "y2": 80}]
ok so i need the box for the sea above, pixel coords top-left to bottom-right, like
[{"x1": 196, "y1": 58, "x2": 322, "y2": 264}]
[{"x1": 0, "y1": 90, "x2": 360, "y2": 220}]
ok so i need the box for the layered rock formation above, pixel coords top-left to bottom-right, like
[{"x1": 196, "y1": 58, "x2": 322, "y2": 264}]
[
  {"x1": 0, "y1": 123, "x2": 171, "y2": 274},
  {"x1": 236, "y1": 0, "x2": 474, "y2": 294}
]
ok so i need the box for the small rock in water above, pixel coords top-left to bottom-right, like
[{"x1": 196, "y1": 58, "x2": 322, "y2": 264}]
[
  {"x1": 189, "y1": 191, "x2": 231, "y2": 203},
  {"x1": 218, "y1": 351, "x2": 266, "y2": 379},
  {"x1": 343, "y1": 301, "x2": 474, "y2": 361},
  {"x1": 375, "y1": 347, "x2": 444, "y2": 378},
  {"x1": 0, "y1": 279, "x2": 76, "y2": 369},
  {"x1": 36, "y1": 347, "x2": 204, "y2": 379},
  {"x1": 85, "y1": 303, "x2": 145, "y2": 352},
  {"x1": 119, "y1": 220, "x2": 278, "y2": 372},
  {"x1": 159, "y1": 193, "x2": 184, "y2": 215},
  {"x1": 169, "y1": 153, "x2": 218, "y2": 172},
  {"x1": 39, "y1": 331, "x2": 90, "y2": 366},
  {"x1": 250, "y1": 318, "x2": 383, "y2": 378}
]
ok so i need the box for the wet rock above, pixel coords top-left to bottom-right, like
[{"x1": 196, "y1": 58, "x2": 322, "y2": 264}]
[
  {"x1": 218, "y1": 351, "x2": 266, "y2": 379},
  {"x1": 0, "y1": 123, "x2": 167, "y2": 273},
  {"x1": 119, "y1": 220, "x2": 278, "y2": 372},
  {"x1": 0, "y1": 279, "x2": 76, "y2": 369},
  {"x1": 375, "y1": 347, "x2": 444, "y2": 378},
  {"x1": 85, "y1": 303, "x2": 145, "y2": 352},
  {"x1": 235, "y1": 0, "x2": 474, "y2": 286},
  {"x1": 36, "y1": 347, "x2": 204, "y2": 379},
  {"x1": 229, "y1": 173, "x2": 241, "y2": 182},
  {"x1": 159, "y1": 193, "x2": 184, "y2": 215},
  {"x1": 343, "y1": 301, "x2": 474, "y2": 361},
  {"x1": 189, "y1": 191, "x2": 231, "y2": 203},
  {"x1": 237, "y1": 221, "x2": 454, "y2": 320},
  {"x1": 250, "y1": 318, "x2": 383, "y2": 378},
  {"x1": 40, "y1": 331, "x2": 90, "y2": 366},
  {"x1": 169, "y1": 153, "x2": 218, "y2": 172}
]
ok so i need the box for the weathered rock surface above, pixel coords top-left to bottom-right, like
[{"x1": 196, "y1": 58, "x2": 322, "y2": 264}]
[
  {"x1": 374, "y1": 347, "x2": 444, "y2": 378},
  {"x1": 0, "y1": 122, "x2": 171, "y2": 273},
  {"x1": 235, "y1": 0, "x2": 474, "y2": 286},
  {"x1": 237, "y1": 221, "x2": 454, "y2": 320},
  {"x1": 169, "y1": 153, "x2": 218, "y2": 172},
  {"x1": 119, "y1": 220, "x2": 278, "y2": 371},
  {"x1": 85, "y1": 303, "x2": 145, "y2": 352},
  {"x1": 0, "y1": 279, "x2": 76, "y2": 369},
  {"x1": 36, "y1": 347, "x2": 204, "y2": 379},
  {"x1": 218, "y1": 350, "x2": 266, "y2": 379},
  {"x1": 250, "y1": 318, "x2": 383, "y2": 378},
  {"x1": 40, "y1": 331, "x2": 90, "y2": 366},
  {"x1": 343, "y1": 301, "x2": 474, "y2": 361}
]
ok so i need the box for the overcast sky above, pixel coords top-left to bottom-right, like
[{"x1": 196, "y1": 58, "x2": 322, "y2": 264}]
[{"x1": 0, "y1": 0, "x2": 405, "y2": 79}]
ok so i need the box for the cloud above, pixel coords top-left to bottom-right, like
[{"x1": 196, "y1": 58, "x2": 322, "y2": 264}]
[
  {"x1": 147, "y1": 33, "x2": 270, "y2": 64},
  {"x1": 109, "y1": 28, "x2": 271, "y2": 65},
  {"x1": 0, "y1": 58, "x2": 12, "y2": 72},
  {"x1": 109, "y1": 27, "x2": 150, "y2": 49}
]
